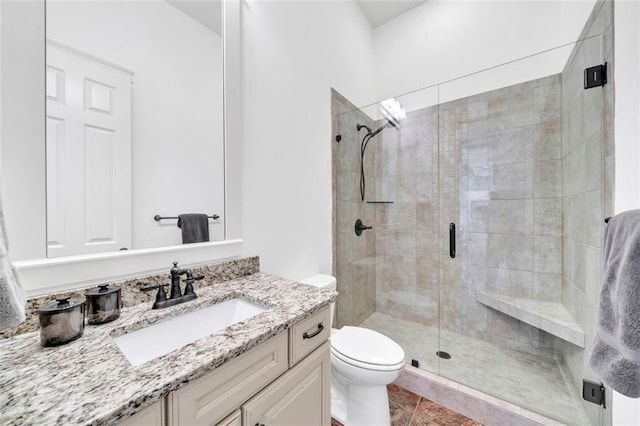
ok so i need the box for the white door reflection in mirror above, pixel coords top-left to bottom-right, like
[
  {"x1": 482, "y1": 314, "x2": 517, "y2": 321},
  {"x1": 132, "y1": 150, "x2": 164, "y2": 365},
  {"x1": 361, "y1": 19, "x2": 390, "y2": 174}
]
[
  {"x1": 43, "y1": 0, "x2": 225, "y2": 258},
  {"x1": 46, "y1": 43, "x2": 132, "y2": 257}
]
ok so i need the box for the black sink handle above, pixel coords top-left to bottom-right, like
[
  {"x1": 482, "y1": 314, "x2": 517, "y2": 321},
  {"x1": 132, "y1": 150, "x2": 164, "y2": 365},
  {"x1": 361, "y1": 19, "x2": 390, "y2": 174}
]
[
  {"x1": 185, "y1": 271, "x2": 206, "y2": 282},
  {"x1": 140, "y1": 283, "x2": 168, "y2": 292},
  {"x1": 140, "y1": 284, "x2": 168, "y2": 308}
]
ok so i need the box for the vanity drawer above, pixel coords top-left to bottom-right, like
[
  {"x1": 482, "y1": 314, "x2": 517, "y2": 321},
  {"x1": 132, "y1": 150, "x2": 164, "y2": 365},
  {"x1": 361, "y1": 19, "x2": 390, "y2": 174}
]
[
  {"x1": 289, "y1": 306, "x2": 331, "y2": 366},
  {"x1": 167, "y1": 331, "x2": 288, "y2": 426}
]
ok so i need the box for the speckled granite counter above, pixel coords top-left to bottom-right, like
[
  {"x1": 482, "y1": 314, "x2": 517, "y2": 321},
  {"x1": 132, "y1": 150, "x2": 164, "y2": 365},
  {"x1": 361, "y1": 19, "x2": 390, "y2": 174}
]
[{"x1": 0, "y1": 273, "x2": 337, "y2": 425}]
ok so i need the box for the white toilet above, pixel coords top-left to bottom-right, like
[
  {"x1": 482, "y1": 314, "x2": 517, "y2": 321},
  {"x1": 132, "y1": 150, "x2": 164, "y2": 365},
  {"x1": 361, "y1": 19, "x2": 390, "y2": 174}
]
[{"x1": 300, "y1": 274, "x2": 405, "y2": 426}]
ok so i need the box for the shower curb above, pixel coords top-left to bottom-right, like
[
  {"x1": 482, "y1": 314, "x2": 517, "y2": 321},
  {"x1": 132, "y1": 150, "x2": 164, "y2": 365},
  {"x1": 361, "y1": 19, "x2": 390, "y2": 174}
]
[{"x1": 394, "y1": 365, "x2": 567, "y2": 426}]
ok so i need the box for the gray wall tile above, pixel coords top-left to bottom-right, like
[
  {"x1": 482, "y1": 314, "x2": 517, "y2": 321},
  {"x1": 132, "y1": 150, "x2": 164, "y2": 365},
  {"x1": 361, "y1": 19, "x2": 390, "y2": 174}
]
[
  {"x1": 534, "y1": 198, "x2": 562, "y2": 236},
  {"x1": 488, "y1": 127, "x2": 533, "y2": 166},
  {"x1": 487, "y1": 199, "x2": 533, "y2": 235},
  {"x1": 487, "y1": 90, "x2": 533, "y2": 132},
  {"x1": 534, "y1": 235, "x2": 562, "y2": 274},
  {"x1": 534, "y1": 160, "x2": 562, "y2": 198},
  {"x1": 491, "y1": 163, "x2": 533, "y2": 199},
  {"x1": 488, "y1": 234, "x2": 533, "y2": 271},
  {"x1": 487, "y1": 268, "x2": 534, "y2": 297},
  {"x1": 460, "y1": 232, "x2": 488, "y2": 266},
  {"x1": 533, "y1": 82, "x2": 561, "y2": 124},
  {"x1": 534, "y1": 120, "x2": 562, "y2": 161},
  {"x1": 533, "y1": 273, "x2": 562, "y2": 302}
]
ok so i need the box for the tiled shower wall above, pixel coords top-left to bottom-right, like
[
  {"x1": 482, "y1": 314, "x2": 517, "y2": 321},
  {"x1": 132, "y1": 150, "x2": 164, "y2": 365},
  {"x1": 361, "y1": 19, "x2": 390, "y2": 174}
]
[
  {"x1": 332, "y1": 89, "x2": 377, "y2": 328},
  {"x1": 372, "y1": 75, "x2": 564, "y2": 358},
  {"x1": 438, "y1": 75, "x2": 563, "y2": 357},
  {"x1": 374, "y1": 107, "x2": 440, "y2": 326},
  {"x1": 333, "y1": 1, "x2": 612, "y2": 423},
  {"x1": 560, "y1": 1, "x2": 614, "y2": 424}
]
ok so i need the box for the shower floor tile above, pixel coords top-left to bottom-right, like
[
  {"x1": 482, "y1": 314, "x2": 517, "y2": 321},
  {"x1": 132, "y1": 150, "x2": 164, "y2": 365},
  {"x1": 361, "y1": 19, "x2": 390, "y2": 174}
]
[{"x1": 360, "y1": 312, "x2": 590, "y2": 426}]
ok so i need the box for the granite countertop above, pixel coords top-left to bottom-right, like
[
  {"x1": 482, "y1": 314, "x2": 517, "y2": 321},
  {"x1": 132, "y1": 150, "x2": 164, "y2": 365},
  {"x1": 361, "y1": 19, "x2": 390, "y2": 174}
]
[{"x1": 0, "y1": 273, "x2": 337, "y2": 425}]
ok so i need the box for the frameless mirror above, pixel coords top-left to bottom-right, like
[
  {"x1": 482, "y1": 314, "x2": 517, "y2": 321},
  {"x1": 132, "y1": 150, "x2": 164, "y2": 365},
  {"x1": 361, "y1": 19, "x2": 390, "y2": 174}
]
[{"x1": 45, "y1": 0, "x2": 225, "y2": 258}]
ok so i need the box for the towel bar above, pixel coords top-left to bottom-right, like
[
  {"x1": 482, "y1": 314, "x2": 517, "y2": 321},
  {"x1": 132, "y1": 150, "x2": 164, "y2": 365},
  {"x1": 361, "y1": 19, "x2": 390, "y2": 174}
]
[{"x1": 154, "y1": 214, "x2": 220, "y2": 221}]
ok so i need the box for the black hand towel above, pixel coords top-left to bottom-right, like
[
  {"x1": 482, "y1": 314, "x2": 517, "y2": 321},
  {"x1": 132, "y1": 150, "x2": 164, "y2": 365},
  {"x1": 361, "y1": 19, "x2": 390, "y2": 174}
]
[{"x1": 177, "y1": 214, "x2": 210, "y2": 244}]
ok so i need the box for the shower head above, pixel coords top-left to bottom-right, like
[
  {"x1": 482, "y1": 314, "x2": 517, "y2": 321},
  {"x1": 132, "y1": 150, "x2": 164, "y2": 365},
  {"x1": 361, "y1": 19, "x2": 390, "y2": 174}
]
[
  {"x1": 357, "y1": 119, "x2": 398, "y2": 139},
  {"x1": 369, "y1": 119, "x2": 398, "y2": 138}
]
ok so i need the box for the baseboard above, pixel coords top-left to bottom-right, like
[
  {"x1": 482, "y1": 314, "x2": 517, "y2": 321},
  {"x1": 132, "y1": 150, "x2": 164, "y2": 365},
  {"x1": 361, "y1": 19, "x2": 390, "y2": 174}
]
[{"x1": 394, "y1": 365, "x2": 566, "y2": 426}]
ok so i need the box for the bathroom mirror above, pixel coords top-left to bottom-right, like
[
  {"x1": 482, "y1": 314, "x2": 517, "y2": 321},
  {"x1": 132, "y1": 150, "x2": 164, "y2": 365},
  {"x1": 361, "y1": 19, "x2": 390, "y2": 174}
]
[
  {"x1": 1, "y1": 0, "x2": 241, "y2": 296},
  {"x1": 44, "y1": 0, "x2": 225, "y2": 258}
]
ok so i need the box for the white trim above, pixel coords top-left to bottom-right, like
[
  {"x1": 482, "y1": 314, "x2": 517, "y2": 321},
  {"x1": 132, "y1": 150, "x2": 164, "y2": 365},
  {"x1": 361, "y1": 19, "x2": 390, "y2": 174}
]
[
  {"x1": 16, "y1": 239, "x2": 243, "y2": 297},
  {"x1": 614, "y1": 0, "x2": 640, "y2": 215},
  {"x1": 223, "y1": 0, "x2": 241, "y2": 240},
  {"x1": 613, "y1": 1, "x2": 640, "y2": 422}
]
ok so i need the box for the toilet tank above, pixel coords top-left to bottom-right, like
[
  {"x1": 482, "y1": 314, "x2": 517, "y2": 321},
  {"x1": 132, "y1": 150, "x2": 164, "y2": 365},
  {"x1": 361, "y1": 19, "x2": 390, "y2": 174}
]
[{"x1": 300, "y1": 274, "x2": 336, "y2": 329}]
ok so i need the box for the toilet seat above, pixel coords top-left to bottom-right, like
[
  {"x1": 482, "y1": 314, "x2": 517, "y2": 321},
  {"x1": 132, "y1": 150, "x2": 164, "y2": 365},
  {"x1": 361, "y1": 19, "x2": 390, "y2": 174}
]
[
  {"x1": 331, "y1": 326, "x2": 405, "y2": 371},
  {"x1": 331, "y1": 348, "x2": 405, "y2": 372}
]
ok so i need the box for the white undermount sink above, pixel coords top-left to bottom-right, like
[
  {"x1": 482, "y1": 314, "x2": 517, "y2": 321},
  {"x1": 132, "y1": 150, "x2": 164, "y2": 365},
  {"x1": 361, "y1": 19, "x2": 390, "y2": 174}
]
[{"x1": 113, "y1": 298, "x2": 269, "y2": 366}]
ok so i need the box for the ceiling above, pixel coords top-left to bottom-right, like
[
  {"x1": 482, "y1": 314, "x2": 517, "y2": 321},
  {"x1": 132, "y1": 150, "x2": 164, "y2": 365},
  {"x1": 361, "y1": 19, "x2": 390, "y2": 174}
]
[
  {"x1": 168, "y1": 0, "x2": 427, "y2": 36},
  {"x1": 356, "y1": 0, "x2": 429, "y2": 28},
  {"x1": 167, "y1": 0, "x2": 222, "y2": 35}
]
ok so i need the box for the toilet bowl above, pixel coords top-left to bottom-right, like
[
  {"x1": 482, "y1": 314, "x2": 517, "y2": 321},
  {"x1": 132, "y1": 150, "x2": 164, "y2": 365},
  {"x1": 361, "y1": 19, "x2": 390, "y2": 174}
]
[{"x1": 300, "y1": 275, "x2": 406, "y2": 426}]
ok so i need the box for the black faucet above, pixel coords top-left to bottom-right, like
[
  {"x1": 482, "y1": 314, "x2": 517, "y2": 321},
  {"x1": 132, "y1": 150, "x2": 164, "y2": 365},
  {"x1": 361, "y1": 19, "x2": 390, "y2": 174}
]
[
  {"x1": 169, "y1": 261, "x2": 188, "y2": 300},
  {"x1": 141, "y1": 261, "x2": 205, "y2": 309}
]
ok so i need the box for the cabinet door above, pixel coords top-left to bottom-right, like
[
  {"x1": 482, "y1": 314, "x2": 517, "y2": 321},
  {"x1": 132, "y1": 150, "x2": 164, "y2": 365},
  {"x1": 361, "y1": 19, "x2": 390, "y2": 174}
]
[
  {"x1": 118, "y1": 399, "x2": 164, "y2": 425},
  {"x1": 168, "y1": 332, "x2": 288, "y2": 426},
  {"x1": 243, "y1": 342, "x2": 330, "y2": 426},
  {"x1": 217, "y1": 409, "x2": 241, "y2": 426}
]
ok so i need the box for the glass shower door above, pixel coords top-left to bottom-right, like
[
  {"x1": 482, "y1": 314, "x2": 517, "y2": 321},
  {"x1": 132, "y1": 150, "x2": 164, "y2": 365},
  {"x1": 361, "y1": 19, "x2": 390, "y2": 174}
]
[
  {"x1": 372, "y1": 87, "x2": 441, "y2": 374},
  {"x1": 335, "y1": 86, "x2": 443, "y2": 376},
  {"x1": 435, "y1": 36, "x2": 607, "y2": 425}
]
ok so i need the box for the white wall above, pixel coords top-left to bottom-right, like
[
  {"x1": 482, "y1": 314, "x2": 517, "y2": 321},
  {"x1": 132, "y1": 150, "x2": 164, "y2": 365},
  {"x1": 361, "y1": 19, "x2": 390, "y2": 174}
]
[
  {"x1": 46, "y1": 1, "x2": 225, "y2": 249},
  {"x1": 612, "y1": 0, "x2": 640, "y2": 423},
  {"x1": 239, "y1": 0, "x2": 374, "y2": 280},
  {"x1": 0, "y1": 3, "x2": 2, "y2": 165},
  {"x1": 0, "y1": 1, "x2": 46, "y2": 261},
  {"x1": 372, "y1": 0, "x2": 597, "y2": 107},
  {"x1": 613, "y1": 0, "x2": 640, "y2": 216},
  {"x1": 238, "y1": 0, "x2": 599, "y2": 282}
]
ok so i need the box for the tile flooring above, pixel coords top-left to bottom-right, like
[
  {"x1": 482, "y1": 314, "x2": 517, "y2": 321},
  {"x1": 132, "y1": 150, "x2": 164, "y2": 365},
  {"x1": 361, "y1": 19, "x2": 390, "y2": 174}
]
[
  {"x1": 360, "y1": 312, "x2": 590, "y2": 426},
  {"x1": 331, "y1": 384, "x2": 481, "y2": 426}
]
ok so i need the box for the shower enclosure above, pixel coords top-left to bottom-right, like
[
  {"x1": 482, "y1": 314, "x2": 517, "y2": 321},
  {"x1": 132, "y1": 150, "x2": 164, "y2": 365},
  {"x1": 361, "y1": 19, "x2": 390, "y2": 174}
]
[{"x1": 333, "y1": 2, "x2": 613, "y2": 424}]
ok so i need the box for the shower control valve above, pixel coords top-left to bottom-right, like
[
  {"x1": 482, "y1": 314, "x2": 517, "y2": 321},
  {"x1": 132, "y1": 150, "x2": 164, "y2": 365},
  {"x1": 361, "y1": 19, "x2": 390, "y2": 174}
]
[{"x1": 355, "y1": 219, "x2": 373, "y2": 236}]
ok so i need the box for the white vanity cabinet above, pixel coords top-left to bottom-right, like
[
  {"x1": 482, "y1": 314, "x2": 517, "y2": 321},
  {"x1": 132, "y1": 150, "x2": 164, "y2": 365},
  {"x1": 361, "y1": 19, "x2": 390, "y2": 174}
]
[
  {"x1": 167, "y1": 332, "x2": 289, "y2": 425},
  {"x1": 133, "y1": 306, "x2": 331, "y2": 426},
  {"x1": 242, "y1": 341, "x2": 330, "y2": 426},
  {"x1": 118, "y1": 400, "x2": 165, "y2": 425},
  {"x1": 217, "y1": 410, "x2": 242, "y2": 426}
]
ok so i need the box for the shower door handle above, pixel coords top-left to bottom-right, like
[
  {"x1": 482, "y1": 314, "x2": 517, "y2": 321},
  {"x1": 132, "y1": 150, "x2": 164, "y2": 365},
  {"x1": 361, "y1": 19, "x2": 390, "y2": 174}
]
[{"x1": 449, "y1": 223, "x2": 456, "y2": 258}]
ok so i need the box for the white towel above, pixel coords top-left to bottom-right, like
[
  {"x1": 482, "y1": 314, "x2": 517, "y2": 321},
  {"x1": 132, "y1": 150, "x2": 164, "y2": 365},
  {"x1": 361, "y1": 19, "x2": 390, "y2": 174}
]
[{"x1": 0, "y1": 191, "x2": 25, "y2": 331}]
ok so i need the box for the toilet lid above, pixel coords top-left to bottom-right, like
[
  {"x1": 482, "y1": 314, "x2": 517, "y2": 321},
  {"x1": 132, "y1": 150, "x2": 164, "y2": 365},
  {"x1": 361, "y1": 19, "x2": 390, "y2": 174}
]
[{"x1": 331, "y1": 326, "x2": 405, "y2": 367}]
